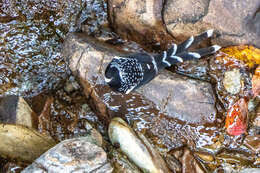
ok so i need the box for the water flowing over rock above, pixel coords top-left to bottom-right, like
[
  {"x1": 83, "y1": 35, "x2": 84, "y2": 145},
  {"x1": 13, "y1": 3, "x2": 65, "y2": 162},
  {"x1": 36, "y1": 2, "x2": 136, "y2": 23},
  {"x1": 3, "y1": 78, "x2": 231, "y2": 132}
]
[
  {"x1": 22, "y1": 137, "x2": 113, "y2": 173},
  {"x1": 62, "y1": 33, "x2": 219, "y2": 152},
  {"x1": 0, "y1": 0, "x2": 108, "y2": 97}
]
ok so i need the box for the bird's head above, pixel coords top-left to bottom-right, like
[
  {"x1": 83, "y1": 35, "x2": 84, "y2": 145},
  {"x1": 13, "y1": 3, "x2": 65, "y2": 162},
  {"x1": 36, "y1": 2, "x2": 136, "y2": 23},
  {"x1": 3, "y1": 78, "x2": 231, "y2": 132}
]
[{"x1": 105, "y1": 60, "x2": 122, "y2": 91}]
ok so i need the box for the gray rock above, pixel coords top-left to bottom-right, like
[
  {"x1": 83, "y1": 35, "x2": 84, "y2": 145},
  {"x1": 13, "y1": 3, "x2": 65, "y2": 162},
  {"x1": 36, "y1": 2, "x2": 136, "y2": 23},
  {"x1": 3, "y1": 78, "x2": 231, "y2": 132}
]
[
  {"x1": 22, "y1": 137, "x2": 113, "y2": 173},
  {"x1": 138, "y1": 71, "x2": 216, "y2": 123},
  {"x1": 164, "y1": 0, "x2": 260, "y2": 48}
]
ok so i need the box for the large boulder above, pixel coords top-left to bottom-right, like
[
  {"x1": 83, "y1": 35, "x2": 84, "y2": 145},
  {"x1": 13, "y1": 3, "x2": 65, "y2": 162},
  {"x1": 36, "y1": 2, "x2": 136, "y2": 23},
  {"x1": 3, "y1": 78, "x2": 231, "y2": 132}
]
[
  {"x1": 163, "y1": 0, "x2": 260, "y2": 47},
  {"x1": 108, "y1": 0, "x2": 260, "y2": 49},
  {"x1": 108, "y1": 0, "x2": 173, "y2": 50},
  {"x1": 62, "y1": 33, "x2": 219, "y2": 151}
]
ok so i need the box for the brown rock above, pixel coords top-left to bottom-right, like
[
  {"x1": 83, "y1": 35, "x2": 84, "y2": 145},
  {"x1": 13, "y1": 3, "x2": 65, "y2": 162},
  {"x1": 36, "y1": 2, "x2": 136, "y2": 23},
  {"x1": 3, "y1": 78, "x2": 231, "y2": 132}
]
[
  {"x1": 62, "y1": 33, "x2": 219, "y2": 151},
  {"x1": 0, "y1": 124, "x2": 56, "y2": 163},
  {"x1": 0, "y1": 95, "x2": 38, "y2": 128},
  {"x1": 181, "y1": 148, "x2": 206, "y2": 173},
  {"x1": 244, "y1": 135, "x2": 260, "y2": 155},
  {"x1": 164, "y1": 154, "x2": 182, "y2": 173},
  {"x1": 164, "y1": 0, "x2": 260, "y2": 48},
  {"x1": 138, "y1": 71, "x2": 216, "y2": 123},
  {"x1": 22, "y1": 138, "x2": 113, "y2": 173},
  {"x1": 209, "y1": 54, "x2": 251, "y2": 110},
  {"x1": 109, "y1": 148, "x2": 142, "y2": 173},
  {"x1": 253, "y1": 105, "x2": 260, "y2": 127},
  {"x1": 63, "y1": 33, "x2": 216, "y2": 124},
  {"x1": 108, "y1": 0, "x2": 173, "y2": 50}
]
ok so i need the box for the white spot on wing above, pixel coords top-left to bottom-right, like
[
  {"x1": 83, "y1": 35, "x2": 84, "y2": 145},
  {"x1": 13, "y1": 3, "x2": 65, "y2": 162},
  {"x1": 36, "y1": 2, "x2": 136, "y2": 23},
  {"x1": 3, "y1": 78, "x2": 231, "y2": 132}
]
[
  {"x1": 172, "y1": 56, "x2": 183, "y2": 62},
  {"x1": 206, "y1": 29, "x2": 214, "y2": 37},
  {"x1": 171, "y1": 44, "x2": 177, "y2": 56},
  {"x1": 125, "y1": 85, "x2": 136, "y2": 94},
  {"x1": 149, "y1": 55, "x2": 158, "y2": 74},
  {"x1": 147, "y1": 64, "x2": 151, "y2": 69},
  {"x1": 184, "y1": 36, "x2": 194, "y2": 49},
  {"x1": 188, "y1": 52, "x2": 201, "y2": 59},
  {"x1": 212, "y1": 45, "x2": 221, "y2": 52},
  {"x1": 162, "y1": 51, "x2": 171, "y2": 67}
]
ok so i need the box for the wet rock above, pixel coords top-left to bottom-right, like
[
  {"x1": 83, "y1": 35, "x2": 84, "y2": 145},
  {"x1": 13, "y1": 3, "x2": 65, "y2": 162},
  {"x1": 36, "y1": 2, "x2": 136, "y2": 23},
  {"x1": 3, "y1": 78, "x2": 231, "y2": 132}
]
[
  {"x1": 109, "y1": 148, "x2": 142, "y2": 173},
  {"x1": 63, "y1": 33, "x2": 216, "y2": 124},
  {"x1": 174, "y1": 58, "x2": 210, "y2": 81},
  {"x1": 194, "y1": 152, "x2": 214, "y2": 162},
  {"x1": 223, "y1": 69, "x2": 242, "y2": 95},
  {"x1": 138, "y1": 71, "x2": 216, "y2": 124},
  {"x1": 163, "y1": 0, "x2": 260, "y2": 48},
  {"x1": 215, "y1": 151, "x2": 255, "y2": 171},
  {"x1": 108, "y1": 0, "x2": 173, "y2": 50},
  {"x1": 109, "y1": 117, "x2": 170, "y2": 173},
  {"x1": 180, "y1": 148, "x2": 206, "y2": 173},
  {"x1": 38, "y1": 88, "x2": 105, "y2": 142},
  {"x1": 0, "y1": 95, "x2": 38, "y2": 128},
  {"x1": 64, "y1": 76, "x2": 80, "y2": 93},
  {"x1": 0, "y1": 124, "x2": 56, "y2": 163},
  {"x1": 244, "y1": 135, "x2": 260, "y2": 155},
  {"x1": 63, "y1": 32, "x2": 219, "y2": 152},
  {"x1": 253, "y1": 105, "x2": 260, "y2": 128},
  {"x1": 0, "y1": 160, "x2": 24, "y2": 173},
  {"x1": 164, "y1": 154, "x2": 182, "y2": 173},
  {"x1": 22, "y1": 137, "x2": 112, "y2": 173},
  {"x1": 209, "y1": 53, "x2": 251, "y2": 110}
]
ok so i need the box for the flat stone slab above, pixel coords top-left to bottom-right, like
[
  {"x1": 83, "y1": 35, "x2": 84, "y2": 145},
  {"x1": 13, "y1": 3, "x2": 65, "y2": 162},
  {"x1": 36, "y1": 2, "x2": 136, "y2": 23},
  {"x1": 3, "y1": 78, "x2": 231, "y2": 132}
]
[{"x1": 63, "y1": 33, "x2": 216, "y2": 124}]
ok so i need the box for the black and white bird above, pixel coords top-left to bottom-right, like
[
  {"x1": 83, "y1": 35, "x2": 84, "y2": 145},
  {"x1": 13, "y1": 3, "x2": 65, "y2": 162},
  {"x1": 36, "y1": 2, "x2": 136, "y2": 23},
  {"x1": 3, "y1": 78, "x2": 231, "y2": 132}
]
[{"x1": 105, "y1": 30, "x2": 221, "y2": 94}]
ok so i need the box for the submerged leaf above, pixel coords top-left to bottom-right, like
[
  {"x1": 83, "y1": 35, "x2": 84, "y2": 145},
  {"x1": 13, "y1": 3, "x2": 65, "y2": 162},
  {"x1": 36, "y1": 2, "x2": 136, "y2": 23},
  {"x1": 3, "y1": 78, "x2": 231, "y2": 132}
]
[
  {"x1": 221, "y1": 45, "x2": 260, "y2": 68},
  {"x1": 252, "y1": 65, "x2": 260, "y2": 98},
  {"x1": 225, "y1": 98, "x2": 248, "y2": 136}
]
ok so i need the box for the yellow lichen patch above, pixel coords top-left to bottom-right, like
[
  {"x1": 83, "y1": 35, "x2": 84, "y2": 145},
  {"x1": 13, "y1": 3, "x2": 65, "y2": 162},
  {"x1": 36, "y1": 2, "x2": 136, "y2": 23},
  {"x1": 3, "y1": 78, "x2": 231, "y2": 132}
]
[{"x1": 221, "y1": 45, "x2": 260, "y2": 68}]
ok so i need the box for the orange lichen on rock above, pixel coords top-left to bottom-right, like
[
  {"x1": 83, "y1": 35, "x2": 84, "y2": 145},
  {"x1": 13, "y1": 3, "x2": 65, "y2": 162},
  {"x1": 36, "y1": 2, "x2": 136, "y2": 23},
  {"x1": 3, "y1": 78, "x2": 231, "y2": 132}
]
[
  {"x1": 225, "y1": 98, "x2": 248, "y2": 136},
  {"x1": 221, "y1": 45, "x2": 260, "y2": 68}
]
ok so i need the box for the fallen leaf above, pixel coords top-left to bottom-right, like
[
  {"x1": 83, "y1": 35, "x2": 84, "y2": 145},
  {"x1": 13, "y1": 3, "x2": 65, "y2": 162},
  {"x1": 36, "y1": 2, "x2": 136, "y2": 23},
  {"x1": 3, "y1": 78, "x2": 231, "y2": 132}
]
[
  {"x1": 221, "y1": 45, "x2": 260, "y2": 69},
  {"x1": 225, "y1": 98, "x2": 248, "y2": 136},
  {"x1": 252, "y1": 65, "x2": 260, "y2": 98},
  {"x1": 215, "y1": 51, "x2": 245, "y2": 69}
]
